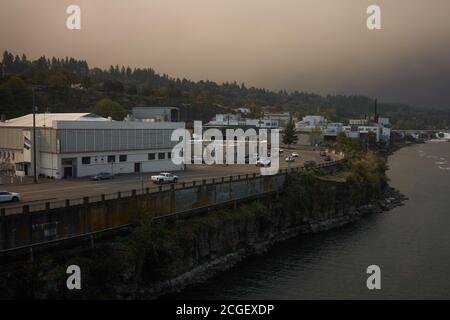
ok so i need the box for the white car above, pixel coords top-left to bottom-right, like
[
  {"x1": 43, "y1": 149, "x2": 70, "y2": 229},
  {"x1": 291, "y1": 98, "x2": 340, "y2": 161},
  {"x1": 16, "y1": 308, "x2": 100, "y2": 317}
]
[
  {"x1": 285, "y1": 156, "x2": 296, "y2": 162},
  {"x1": 291, "y1": 152, "x2": 300, "y2": 158},
  {"x1": 256, "y1": 158, "x2": 271, "y2": 167},
  {"x1": 151, "y1": 173, "x2": 179, "y2": 184},
  {"x1": 0, "y1": 191, "x2": 21, "y2": 203}
]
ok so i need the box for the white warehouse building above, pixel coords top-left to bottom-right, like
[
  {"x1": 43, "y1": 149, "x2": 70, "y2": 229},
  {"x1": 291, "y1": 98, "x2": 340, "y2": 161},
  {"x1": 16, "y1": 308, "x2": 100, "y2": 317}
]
[{"x1": 0, "y1": 113, "x2": 185, "y2": 179}]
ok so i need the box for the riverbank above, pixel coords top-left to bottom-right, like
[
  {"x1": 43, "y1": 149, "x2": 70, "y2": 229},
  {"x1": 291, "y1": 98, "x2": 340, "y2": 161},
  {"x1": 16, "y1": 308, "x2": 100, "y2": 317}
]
[
  {"x1": 157, "y1": 146, "x2": 410, "y2": 299},
  {"x1": 177, "y1": 141, "x2": 449, "y2": 300},
  {"x1": 0, "y1": 147, "x2": 407, "y2": 300},
  {"x1": 156, "y1": 184, "x2": 407, "y2": 299}
]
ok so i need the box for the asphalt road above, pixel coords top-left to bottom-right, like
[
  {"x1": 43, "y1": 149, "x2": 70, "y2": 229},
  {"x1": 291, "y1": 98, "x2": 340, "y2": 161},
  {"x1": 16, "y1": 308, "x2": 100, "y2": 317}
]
[{"x1": 0, "y1": 150, "x2": 337, "y2": 209}]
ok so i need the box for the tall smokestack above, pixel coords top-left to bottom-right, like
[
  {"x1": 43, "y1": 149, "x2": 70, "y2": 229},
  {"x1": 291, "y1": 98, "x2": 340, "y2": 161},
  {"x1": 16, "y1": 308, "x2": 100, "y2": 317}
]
[{"x1": 374, "y1": 99, "x2": 378, "y2": 123}]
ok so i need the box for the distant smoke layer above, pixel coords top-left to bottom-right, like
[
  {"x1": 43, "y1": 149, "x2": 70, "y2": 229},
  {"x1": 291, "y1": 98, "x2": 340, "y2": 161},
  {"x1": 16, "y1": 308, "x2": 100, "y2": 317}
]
[{"x1": 1, "y1": 0, "x2": 449, "y2": 109}]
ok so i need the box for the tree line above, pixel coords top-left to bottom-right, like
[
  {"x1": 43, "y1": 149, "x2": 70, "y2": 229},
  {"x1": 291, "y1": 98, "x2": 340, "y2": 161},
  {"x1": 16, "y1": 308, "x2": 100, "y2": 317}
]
[{"x1": 1, "y1": 50, "x2": 449, "y2": 129}]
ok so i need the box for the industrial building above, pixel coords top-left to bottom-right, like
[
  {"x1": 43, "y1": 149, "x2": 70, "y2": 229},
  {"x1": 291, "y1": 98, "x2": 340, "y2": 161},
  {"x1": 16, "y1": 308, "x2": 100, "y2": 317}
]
[
  {"x1": 0, "y1": 113, "x2": 185, "y2": 179},
  {"x1": 207, "y1": 113, "x2": 280, "y2": 129},
  {"x1": 131, "y1": 107, "x2": 180, "y2": 122}
]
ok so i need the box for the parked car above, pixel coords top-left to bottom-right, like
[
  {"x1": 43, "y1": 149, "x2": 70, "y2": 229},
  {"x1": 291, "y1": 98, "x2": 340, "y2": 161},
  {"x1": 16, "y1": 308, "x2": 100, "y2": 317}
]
[
  {"x1": 92, "y1": 172, "x2": 114, "y2": 181},
  {"x1": 256, "y1": 157, "x2": 271, "y2": 167},
  {"x1": 291, "y1": 152, "x2": 300, "y2": 158},
  {"x1": 285, "y1": 156, "x2": 296, "y2": 163},
  {"x1": 320, "y1": 151, "x2": 327, "y2": 157},
  {"x1": 323, "y1": 155, "x2": 332, "y2": 162},
  {"x1": 151, "y1": 172, "x2": 179, "y2": 184},
  {"x1": 0, "y1": 191, "x2": 21, "y2": 203},
  {"x1": 304, "y1": 160, "x2": 317, "y2": 168}
]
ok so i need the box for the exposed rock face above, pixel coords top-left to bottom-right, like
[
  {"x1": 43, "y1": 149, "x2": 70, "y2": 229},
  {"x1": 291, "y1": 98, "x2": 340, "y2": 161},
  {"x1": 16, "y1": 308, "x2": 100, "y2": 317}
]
[
  {"x1": 0, "y1": 174, "x2": 407, "y2": 300},
  {"x1": 138, "y1": 185, "x2": 407, "y2": 299}
]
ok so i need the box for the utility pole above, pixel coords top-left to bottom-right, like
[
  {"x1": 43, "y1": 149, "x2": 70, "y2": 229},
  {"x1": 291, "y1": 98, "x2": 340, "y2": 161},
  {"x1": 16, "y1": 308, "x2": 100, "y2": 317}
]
[{"x1": 32, "y1": 88, "x2": 37, "y2": 184}]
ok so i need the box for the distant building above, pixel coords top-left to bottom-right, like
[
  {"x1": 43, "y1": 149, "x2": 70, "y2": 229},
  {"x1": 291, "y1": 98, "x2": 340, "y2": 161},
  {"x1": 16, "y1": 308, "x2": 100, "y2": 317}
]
[
  {"x1": 208, "y1": 114, "x2": 243, "y2": 126},
  {"x1": 245, "y1": 118, "x2": 280, "y2": 129},
  {"x1": 296, "y1": 115, "x2": 328, "y2": 131},
  {"x1": 343, "y1": 117, "x2": 391, "y2": 145},
  {"x1": 235, "y1": 108, "x2": 251, "y2": 114},
  {"x1": 292, "y1": 115, "x2": 327, "y2": 146},
  {"x1": 340, "y1": 99, "x2": 391, "y2": 146},
  {"x1": 207, "y1": 114, "x2": 280, "y2": 129},
  {"x1": 292, "y1": 112, "x2": 391, "y2": 146},
  {"x1": 131, "y1": 107, "x2": 180, "y2": 122},
  {"x1": 295, "y1": 130, "x2": 324, "y2": 147},
  {"x1": 378, "y1": 117, "x2": 390, "y2": 127},
  {"x1": 264, "y1": 112, "x2": 291, "y2": 127},
  {"x1": 323, "y1": 122, "x2": 344, "y2": 141},
  {"x1": 0, "y1": 113, "x2": 185, "y2": 179},
  {"x1": 349, "y1": 119, "x2": 369, "y2": 126}
]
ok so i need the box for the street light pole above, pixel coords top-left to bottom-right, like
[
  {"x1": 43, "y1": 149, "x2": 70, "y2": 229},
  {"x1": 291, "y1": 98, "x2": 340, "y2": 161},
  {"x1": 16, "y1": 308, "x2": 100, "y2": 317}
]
[{"x1": 32, "y1": 88, "x2": 37, "y2": 184}]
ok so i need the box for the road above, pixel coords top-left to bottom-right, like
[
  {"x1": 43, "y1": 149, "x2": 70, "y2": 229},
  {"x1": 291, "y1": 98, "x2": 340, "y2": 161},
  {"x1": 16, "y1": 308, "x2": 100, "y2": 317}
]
[{"x1": 0, "y1": 150, "x2": 337, "y2": 209}]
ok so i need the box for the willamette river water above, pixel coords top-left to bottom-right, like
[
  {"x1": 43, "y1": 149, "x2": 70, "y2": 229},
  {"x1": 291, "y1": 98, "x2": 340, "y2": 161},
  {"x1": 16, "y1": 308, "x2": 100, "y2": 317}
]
[{"x1": 170, "y1": 142, "x2": 450, "y2": 299}]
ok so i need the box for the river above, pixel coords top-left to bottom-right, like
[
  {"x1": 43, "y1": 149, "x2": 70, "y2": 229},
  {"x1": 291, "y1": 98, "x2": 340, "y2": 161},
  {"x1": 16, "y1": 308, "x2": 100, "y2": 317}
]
[{"x1": 169, "y1": 141, "x2": 450, "y2": 299}]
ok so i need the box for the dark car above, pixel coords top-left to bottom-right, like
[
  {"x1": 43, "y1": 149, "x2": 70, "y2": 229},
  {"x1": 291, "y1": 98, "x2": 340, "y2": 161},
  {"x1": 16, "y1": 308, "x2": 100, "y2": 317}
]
[
  {"x1": 323, "y1": 155, "x2": 332, "y2": 162},
  {"x1": 92, "y1": 172, "x2": 114, "y2": 181},
  {"x1": 304, "y1": 160, "x2": 317, "y2": 168}
]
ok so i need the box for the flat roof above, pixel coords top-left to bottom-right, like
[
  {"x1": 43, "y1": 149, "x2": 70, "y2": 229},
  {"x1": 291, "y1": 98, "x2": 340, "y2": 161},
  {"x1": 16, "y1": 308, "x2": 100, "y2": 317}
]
[
  {"x1": 54, "y1": 120, "x2": 185, "y2": 130},
  {"x1": 0, "y1": 113, "x2": 107, "y2": 128}
]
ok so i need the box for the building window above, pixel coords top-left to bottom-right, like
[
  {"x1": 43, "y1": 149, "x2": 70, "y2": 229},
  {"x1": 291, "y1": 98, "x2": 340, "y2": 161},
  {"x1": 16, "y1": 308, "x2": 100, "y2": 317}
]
[
  {"x1": 107, "y1": 155, "x2": 116, "y2": 163},
  {"x1": 82, "y1": 157, "x2": 91, "y2": 165},
  {"x1": 167, "y1": 152, "x2": 171, "y2": 159},
  {"x1": 148, "y1": 153, "x2": 156, "y2": 160},
  {"x1": 119, "y1": 155, "x2": 127, "y2": 162},
  {"x1": 158, "y1": 152, "x2": 165, "y2": 160}
]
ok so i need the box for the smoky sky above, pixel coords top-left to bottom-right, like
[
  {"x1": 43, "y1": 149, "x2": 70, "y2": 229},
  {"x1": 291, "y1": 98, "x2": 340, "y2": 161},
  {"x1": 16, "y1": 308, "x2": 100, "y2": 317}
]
[{"x1": 1, "y1": 0, "x2": 450, "y2": 109}]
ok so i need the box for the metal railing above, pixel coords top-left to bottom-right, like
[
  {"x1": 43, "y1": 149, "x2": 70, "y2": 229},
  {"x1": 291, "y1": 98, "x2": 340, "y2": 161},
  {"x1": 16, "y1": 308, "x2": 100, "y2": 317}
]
[
  {"x1": 0, "y1": 160, "x2": 343, "y2": 216},
  {"x1": 0, "y1": 160, "x2": 343, "y2": 258}
]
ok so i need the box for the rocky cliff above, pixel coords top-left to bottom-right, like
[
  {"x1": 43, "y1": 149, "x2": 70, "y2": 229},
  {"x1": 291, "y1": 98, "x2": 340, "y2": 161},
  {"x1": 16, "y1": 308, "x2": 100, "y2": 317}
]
[{"x1": 0, "y1": 167, "x2": 406, "y2": 300}]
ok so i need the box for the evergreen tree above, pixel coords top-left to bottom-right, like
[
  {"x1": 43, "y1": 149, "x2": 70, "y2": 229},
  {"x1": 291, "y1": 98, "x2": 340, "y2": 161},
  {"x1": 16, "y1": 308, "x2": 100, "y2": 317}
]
[{"x1": 282, "y1": 120, "x2": 298, "y2": 148}]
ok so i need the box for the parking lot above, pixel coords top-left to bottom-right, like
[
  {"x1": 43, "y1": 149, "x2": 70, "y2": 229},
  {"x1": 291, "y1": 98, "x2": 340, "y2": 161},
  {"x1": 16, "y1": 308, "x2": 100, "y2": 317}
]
[{"x1": 0, "y1": 149, "x2": 338, "y2": 209}]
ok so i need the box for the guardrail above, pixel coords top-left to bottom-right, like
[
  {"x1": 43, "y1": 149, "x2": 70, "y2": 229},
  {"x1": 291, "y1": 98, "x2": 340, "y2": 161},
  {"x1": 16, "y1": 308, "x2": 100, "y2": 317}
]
[
  {"x1": 0, "y1": 160, "x2": 343, "y2": 258},
  {"x1": 0, "y1": 160, "x2": 343, "y2": 216}
]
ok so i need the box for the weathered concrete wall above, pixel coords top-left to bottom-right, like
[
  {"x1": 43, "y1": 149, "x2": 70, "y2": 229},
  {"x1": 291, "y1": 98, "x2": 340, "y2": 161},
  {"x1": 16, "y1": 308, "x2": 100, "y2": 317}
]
[
  {"x1": 140, "y1": 178, "x2": 361, "y2": 298},
  {"x1": 0, "y1": 173, "x2": 288, "y2": 250}
]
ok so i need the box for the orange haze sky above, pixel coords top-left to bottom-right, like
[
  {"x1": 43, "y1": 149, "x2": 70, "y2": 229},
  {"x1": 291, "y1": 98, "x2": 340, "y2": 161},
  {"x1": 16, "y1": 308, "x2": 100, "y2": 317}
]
[{"x1": 1, "y1": 0, "x2": 450, "y2": 109}]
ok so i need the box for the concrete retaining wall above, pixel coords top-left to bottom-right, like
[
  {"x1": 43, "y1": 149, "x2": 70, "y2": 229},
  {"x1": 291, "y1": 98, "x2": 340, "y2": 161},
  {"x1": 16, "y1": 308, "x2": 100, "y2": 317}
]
[
  {"x1": 0, "y1": 174, "x2": 286, "y2": 250},
  {"x1": 0, "y1": 162, "x2": 339, "y2": 252}
]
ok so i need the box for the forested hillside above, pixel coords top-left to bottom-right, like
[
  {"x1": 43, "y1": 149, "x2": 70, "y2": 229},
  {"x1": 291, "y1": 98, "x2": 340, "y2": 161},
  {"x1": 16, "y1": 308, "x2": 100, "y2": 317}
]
[{"x1": 1, "y1": 50, "x2": 449, "y2": 129}]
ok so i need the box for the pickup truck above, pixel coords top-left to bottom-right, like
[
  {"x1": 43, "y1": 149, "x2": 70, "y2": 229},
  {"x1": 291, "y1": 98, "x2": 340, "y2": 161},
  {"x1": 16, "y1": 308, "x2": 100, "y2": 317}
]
[
  {"x1": 151, "y1": 172, "x2": 179, "y2": 184},
  {"x1": 256, "y1": 157, "x2": 271, "y2": 167}
]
